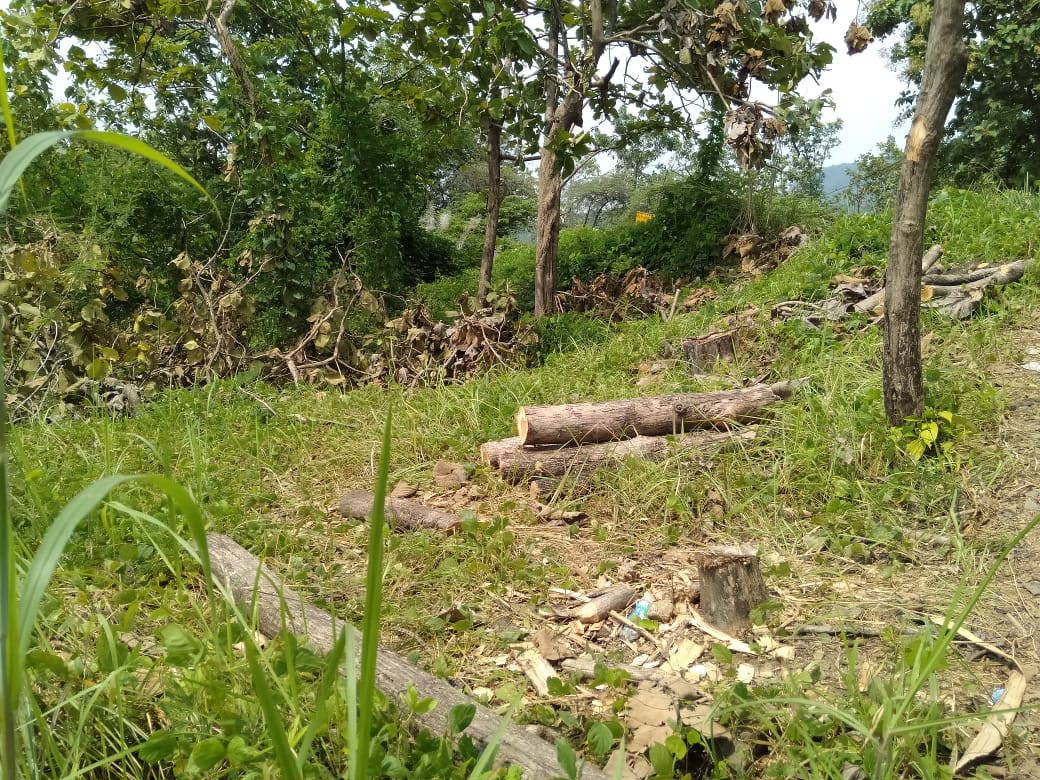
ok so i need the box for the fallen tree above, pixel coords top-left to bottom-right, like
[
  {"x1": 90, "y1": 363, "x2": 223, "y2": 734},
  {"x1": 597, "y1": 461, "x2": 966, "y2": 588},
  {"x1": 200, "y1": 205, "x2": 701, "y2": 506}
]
[
  {"x1": 515, "y1": 380, "x2": 805, "y2": 446},
  {"x1": 206, "y1": 533, "x2": 612, "y2": 780}
]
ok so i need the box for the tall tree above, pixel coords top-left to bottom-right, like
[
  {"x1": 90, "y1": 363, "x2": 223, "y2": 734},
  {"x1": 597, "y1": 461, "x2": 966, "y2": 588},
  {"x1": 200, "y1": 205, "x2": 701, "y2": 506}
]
[
  {"x1": 528, "y1": 0, "x2": 841, "y2": 315},
  {"x1": 882, "y1": 0, "x2": 968, "y2": 424}
]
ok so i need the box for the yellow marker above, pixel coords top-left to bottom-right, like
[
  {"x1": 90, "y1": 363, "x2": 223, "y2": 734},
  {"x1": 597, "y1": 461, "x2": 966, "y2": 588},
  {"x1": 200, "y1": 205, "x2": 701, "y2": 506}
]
[{"x1": 635, "y1": 211, "x2": 654, "y2": 222}]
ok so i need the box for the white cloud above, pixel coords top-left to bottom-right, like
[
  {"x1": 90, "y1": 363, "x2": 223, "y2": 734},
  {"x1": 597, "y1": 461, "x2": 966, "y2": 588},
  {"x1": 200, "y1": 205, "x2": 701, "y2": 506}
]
[{"x1": 806, "y1": 10, "x2": 913, "y2": 164}]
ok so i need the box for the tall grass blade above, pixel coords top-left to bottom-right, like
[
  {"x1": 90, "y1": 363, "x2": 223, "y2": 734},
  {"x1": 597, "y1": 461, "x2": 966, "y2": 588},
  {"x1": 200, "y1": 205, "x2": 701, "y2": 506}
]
[
  {"x1": 0, "y1": 41, "x2": 16, "y2": 153},
  {"x1": 467, "y1": 701, "x2": 516, "y2": 779},
  {"x1": 355, "y1": 411, "x2": 393, "y2": 780},
  {"x1": 297, "y1": 628, "x2": 348, "y2": 768},
  {"x1": 345, "y1": 627, "x2": 359, "y2": 780},
  {"x1": 245, "y1": 639, "x2": 303, "y2": 780},
  {"x1": 0, "y1": 130, "x2": 216, "y2": 215}
]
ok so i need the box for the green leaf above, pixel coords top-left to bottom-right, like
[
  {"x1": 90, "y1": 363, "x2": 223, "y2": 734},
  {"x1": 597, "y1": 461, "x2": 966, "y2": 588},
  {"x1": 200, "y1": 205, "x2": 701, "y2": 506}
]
[
  {"x1": 186, "y1": 737, "x2": 226, "y2": 774},
  {"x1": 648, "y1": 742, "x2": 674, "y2": 775},
  {"x1": 448, "y1": 703, "x2": 476, "y2": 734},
  {"x1": 586, "y1": 721, "x2": 614, "y2": 758},
  {"x1": 139, "y1": 730, "x2": 180, "y2": 763},
  {"x1": 555, "y1": 737, "x2": 578, "y2": 780},
  {"x1": 245, "y1": 639, "x2": 303, "y2": 780}
]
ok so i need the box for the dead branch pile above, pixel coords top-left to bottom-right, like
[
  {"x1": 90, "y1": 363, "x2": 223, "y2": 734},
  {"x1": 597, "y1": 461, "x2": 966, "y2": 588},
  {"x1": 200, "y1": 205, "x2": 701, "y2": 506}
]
[
  {"x1": 771, "y1": 244, "x2": 1031, "y2": 325},
  {"x1": 357, "y1": 294, "x2": 537, "y2": 388},
  {"x1": 724, "y1": 226, "x2": 805, "y2": 275},
  {"x1": 558, "y1": 267, "x2": 674, "y2": 319}
]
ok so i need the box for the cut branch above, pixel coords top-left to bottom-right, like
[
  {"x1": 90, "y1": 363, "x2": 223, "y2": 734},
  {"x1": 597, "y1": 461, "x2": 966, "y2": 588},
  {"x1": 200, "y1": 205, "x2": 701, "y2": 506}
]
[{"x1": 338, "y1": 490, "x2": 462, "y2": 533}]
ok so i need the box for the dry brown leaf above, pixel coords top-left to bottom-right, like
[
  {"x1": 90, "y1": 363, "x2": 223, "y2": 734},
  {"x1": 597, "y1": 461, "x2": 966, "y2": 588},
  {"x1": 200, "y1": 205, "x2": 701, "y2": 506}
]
[{"x1": 953, "y1": 669, "x2": 1029, "y2": 772}]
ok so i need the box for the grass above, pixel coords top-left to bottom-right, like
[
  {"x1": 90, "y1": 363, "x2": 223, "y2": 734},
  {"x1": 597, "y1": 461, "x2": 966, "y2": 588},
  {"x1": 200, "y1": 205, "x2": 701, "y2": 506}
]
[{"x1": 3, "y1": 186, "x2": 1040, "y2": 776}]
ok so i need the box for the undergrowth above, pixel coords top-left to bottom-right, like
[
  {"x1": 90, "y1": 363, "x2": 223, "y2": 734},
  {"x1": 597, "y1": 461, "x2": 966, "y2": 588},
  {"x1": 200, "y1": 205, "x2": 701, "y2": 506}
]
[{"x1": 5, "y1": 186, "x2": 1040, "y2": 777}]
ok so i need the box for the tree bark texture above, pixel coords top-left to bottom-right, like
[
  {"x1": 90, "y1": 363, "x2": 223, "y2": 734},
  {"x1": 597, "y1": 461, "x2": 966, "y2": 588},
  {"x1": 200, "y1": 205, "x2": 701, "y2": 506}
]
[
  {"x1": 498, "y1": 429, "x2": 756, "y2": 483},
  {"x1": 207, "y1": 533, "x2": 612, "y2": 780},
  {"x1": 337, "y1": 490, "x2": 462, "y2": 533},
  {"x1": 515, "y1": 380, "x2": 803, "y2": 446},
  {"x1": 534, "y1": 144, "x2": 563, "y2": 317},
  {"x1": 882, "y1": 0, "x2": 968, "y2": 425},
  {"x1": 478, "y1": 120, "x2": 503, "y2": 306},
  {"x1": 697, "y1": 544, "x2": 769, "y2": 636},
  {"x1": 533, "y1": 0, "x2": 608, "y2": 317}
]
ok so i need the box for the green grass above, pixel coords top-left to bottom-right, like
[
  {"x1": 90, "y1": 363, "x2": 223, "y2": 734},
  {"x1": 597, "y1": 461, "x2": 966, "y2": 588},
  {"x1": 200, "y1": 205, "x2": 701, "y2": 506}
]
[{"x1": 4, "y1": 187, "x2": 1040, "y2": 776}]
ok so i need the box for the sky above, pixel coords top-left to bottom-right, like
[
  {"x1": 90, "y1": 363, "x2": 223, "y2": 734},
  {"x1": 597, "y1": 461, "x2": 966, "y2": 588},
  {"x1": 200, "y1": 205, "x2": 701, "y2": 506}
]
[{"x1": 808, "y1": 8, "x2": 913, "y2": 164}]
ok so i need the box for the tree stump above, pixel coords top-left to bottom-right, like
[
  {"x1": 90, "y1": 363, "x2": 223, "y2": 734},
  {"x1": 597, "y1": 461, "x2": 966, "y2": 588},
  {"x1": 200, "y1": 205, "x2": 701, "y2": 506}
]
[
  {"x1": 681, "y1": 330, "x2": 738, "y2": 372},
  {"x1": 697, "y1": 544, "x2": 769, "y2": 636}
]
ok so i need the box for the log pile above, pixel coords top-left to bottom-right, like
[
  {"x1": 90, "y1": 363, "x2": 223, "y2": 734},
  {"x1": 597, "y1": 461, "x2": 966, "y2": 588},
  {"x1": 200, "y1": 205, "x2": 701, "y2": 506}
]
[
  {"x1": 481, "y1": 381, "x2": 805, "y2": 487},
  {"x1": 771, "y1": 245, "x2": 1031, "y2": 325}
]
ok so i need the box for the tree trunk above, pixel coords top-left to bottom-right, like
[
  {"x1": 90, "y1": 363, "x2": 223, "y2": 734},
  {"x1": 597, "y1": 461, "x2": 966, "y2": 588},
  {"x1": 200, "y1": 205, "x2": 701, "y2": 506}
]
[
  {"x1": 534, "y1": 143, "x2": 563, "y2": 317},
  {"x1": 206, "y1": 533, "x2": 612, "y2": 780},
  {"x1": 882, "y1": 0, "x2": 968, "y2": 425},
  {"x1": 478, "y1": 121, "x2": 503, "y2": 306},
  {"x1": 515, "y1": 379, "x2": 804, "y2": 446}
]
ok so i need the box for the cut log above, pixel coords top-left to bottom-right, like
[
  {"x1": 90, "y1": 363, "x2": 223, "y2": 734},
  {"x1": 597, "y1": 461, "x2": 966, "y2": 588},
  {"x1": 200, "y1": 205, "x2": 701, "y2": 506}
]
[
  {"x1": 480, "y1": 436, "x2": 569, "y2": 468},
  {"x1": 923, "y1": 259, "x2": 1027, "y2": 296},
  {"x1": 515, "y1": 380, "x2": 803, "y2": 446},
  {"x1": 206, "y1": 533, "x2": 611, "y2": 780},
  {"x1": 499, "y1": 429, "x2": 756, "y2": 483},
  {"x1": 681, "y1": 329, "x2": 739, "y2": 372},
  {"x1": 854, "y1": 244, "x2": 944, "y2": 314},
  {"x1": 338, "y1": 490, "x2": 461, "y2": 533},
  {"x1": 697, "y1": 544, "x2": 769, "y2": 636}
]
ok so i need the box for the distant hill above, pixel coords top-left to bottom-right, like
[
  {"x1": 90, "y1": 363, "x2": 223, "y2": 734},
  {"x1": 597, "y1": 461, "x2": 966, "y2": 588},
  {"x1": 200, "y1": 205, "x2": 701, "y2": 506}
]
[{"x1": 822, "y1": 162, "x2": 855, "y2": 199}]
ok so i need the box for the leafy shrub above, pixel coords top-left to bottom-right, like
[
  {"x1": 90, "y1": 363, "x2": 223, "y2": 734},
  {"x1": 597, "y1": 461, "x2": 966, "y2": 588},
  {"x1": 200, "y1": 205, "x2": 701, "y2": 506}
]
[{"x1": 530, "y1": 312, "x2": 615, "y2": 361}]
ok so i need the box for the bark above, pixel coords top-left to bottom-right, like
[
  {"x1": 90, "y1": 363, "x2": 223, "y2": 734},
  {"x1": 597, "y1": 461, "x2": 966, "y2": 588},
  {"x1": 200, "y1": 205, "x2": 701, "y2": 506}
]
[
  {"x1": 478, "y1": 120, "x2": 503, "y2": 306},
  {"x1": 337, "y1": 490, "x2": 461, "y2": 533},
  {"x1": 515, "y1": 380, "x2": 803, "y2": 446},
  {"x1": 882, "y1": 0, "x2": 968, "y2": 425},
  {"x1": 498, "y1": 429, "x2": 756, "y2": 483},
  {"x1": 534, "y1": 140, "x2": 564, "y2": 317},
  {"x1": 697, "y1": 544, "x2": 769, "y2": 636},
  {"x1": 206, "y1": 534, "x2": 610, "y2": 780},
  {"x1": 533, "y1": 0, "x2": 609, "y2": 317}
]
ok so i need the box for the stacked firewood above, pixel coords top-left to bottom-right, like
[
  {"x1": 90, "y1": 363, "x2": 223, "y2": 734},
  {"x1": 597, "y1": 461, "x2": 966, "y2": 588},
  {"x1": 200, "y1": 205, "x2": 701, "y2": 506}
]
[{"x1": 479, "y1": 380, "x2": 806, "y2": 493}]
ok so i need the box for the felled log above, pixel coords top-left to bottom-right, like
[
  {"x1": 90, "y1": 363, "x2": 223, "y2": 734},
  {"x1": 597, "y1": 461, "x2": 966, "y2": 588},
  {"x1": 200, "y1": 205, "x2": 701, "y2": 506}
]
[
  {"x1": 480, "y1": 436, "x2": 566, "y2": 468},
  {"x1": 206, "y1": 533, "x2": 611, "y2": 780},
  {"x1": 854, "y1": 244, "x2": 944, "y2": 313},
  {"x1": 681, "y1": 329, "x2": 738, "y2": 371},
  {"x1": 338, "y1": 490, "x2": 461, "y2": 533},
  {"x1": 923, "y1": 259, "x2": 1027, "y2": 296},
  {"x1": 697, "y1": 544, "x2": 769, "y2": 636},
  {"x1": 515, "y1": 380, "x2": 804, "y2": 446},
  {"x1": 498, "y1": 429, "x2": 757, "y2": 483}
]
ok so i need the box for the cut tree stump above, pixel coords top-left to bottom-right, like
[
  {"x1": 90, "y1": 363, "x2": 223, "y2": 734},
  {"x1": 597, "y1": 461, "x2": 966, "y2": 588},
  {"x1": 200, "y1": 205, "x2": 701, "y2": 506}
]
[
  {"x1": 697, "y1": 544, "x2": 769, "y2": 636},
  {"x1": 206, "y1": 533, "x2": 611, "y2": 780},
  {"x1": 515, "y1": 380, "x2": 804, "y2": 446},
  {"x1": 498, "y1": 429, "x2": 756, "y2": 483},
  {"x1": 338, "y1": 490, "x2": 461, "y2": 533},
  {"x1": 681, "y1": 329, "x2": 739, "y2": 372}
]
